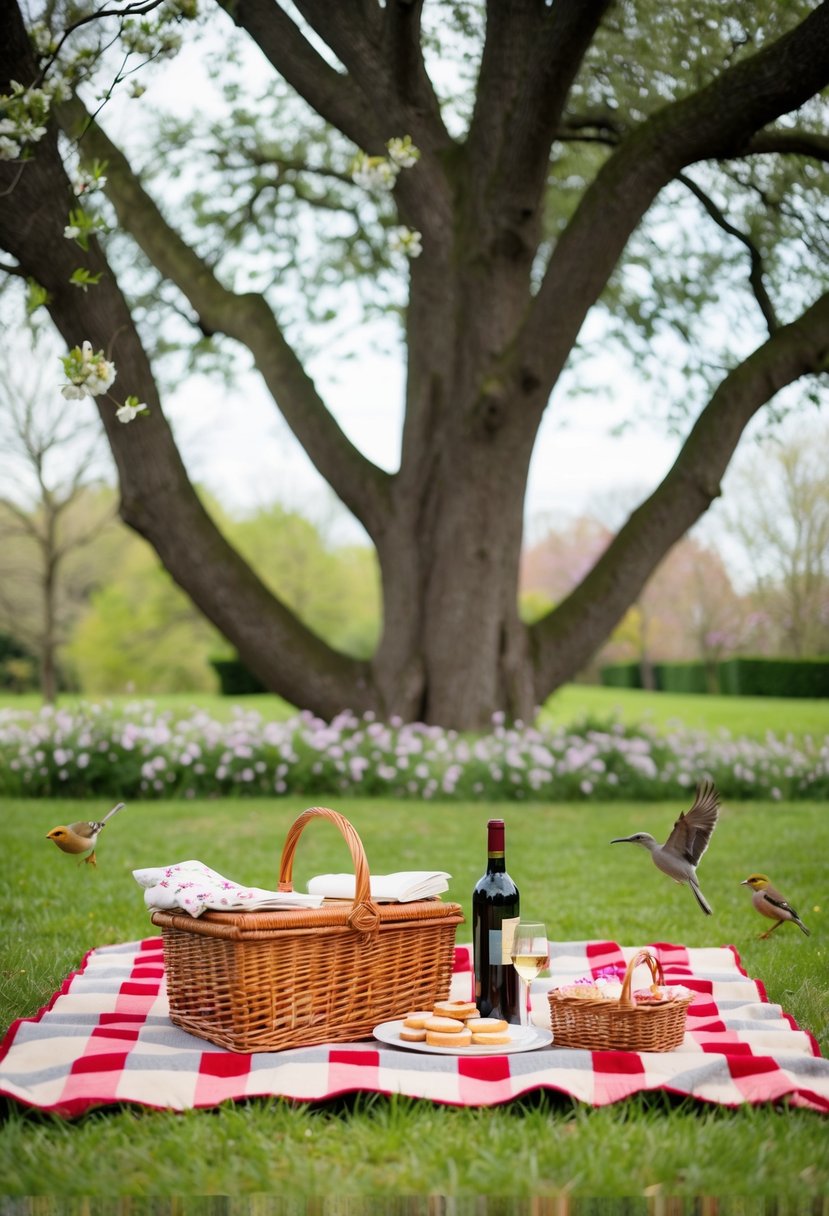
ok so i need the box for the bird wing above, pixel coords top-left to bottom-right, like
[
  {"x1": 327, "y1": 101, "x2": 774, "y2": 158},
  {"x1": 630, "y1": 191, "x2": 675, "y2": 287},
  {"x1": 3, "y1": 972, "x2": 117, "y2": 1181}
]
[
  {"x1": 68, "y1": 821, "x2": 101, "y2": 840},
  {"x1": 663, "y1": 780, "x2": 720, "y2": 865},
  {"x1": 761, "y1": 889, "x2": 800, "y2": 919}
]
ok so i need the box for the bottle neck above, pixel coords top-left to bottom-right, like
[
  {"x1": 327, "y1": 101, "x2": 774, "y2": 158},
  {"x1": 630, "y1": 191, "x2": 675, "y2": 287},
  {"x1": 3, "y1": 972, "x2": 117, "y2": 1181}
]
[{"x1": 486, "y1": 819, "x2": 506, "y2": 872}]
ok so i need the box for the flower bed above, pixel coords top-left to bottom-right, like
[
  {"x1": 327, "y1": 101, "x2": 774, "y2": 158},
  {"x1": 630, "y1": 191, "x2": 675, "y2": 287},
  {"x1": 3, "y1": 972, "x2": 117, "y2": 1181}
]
[{"x1": 1, "y1": 702, "x2": 826, "y2": 802}]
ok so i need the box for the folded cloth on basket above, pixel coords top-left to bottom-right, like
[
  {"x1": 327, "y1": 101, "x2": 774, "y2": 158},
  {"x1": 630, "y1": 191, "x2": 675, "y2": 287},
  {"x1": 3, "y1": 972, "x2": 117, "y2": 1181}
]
[
  {"x1": 307, "y1": 870, "x2": 451, "y2": 902},
  {"x1": 133, "y1": 860, "x2": 324, "y2": 917}
]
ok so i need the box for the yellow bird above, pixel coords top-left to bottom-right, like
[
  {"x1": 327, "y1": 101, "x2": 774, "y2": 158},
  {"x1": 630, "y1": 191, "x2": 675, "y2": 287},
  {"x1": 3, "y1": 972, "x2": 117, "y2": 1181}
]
[
  {"x1": 740, "y1": 874, "x2": 811, "y2": 939},
  {"x1": 46, "y1": 802, "x2": 126, "y2": 867}
]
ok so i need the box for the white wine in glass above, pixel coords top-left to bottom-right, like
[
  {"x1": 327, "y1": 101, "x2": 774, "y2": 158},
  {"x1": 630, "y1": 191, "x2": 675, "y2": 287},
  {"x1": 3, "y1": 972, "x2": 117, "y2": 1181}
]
[{"x1": 510, "y1": 921, "x2": 549, "y2": 1028}]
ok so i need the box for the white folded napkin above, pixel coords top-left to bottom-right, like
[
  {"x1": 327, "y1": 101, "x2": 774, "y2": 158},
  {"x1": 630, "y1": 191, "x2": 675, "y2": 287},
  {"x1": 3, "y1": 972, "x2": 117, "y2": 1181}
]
[
  {"x1": 133, "y1": 859, "x2": 324, "y2": 918},
  {"x1": 306, "y1": 870, "x2": 451, "y2": 903}
]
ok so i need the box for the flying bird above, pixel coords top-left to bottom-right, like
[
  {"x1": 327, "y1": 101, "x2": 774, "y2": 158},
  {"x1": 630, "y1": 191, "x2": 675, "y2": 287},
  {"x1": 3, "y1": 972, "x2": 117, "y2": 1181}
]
[
  {"x1": 611, "y1": 780, "x2": 720, "y2": 914},
  {"x1": 740, "y1": 874, "x2": 811, "y2": 939},
  {"x1": 46, "y1": 802, "x2": 126, "y2": 867}
]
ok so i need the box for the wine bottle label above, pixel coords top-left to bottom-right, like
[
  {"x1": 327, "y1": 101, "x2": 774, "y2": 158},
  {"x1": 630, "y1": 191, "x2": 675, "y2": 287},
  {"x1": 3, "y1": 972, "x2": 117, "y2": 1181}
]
[{"x1": 501, "y1": 916, "x2": 520, "y2": 964}]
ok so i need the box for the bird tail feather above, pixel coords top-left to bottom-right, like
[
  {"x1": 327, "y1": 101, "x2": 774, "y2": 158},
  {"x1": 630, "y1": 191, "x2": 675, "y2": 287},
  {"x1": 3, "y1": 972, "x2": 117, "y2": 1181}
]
[{"x1": 689, "y1": 880, "x2": 712, "y2": 915}]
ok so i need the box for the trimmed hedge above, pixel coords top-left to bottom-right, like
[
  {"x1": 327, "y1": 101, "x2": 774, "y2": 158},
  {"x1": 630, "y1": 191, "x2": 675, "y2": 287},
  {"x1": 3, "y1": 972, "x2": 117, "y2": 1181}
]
[
  {"x1": 718, "y1": 657, "x2": 829, "y2": 699},
  {"x1": 601, "y1": 657, "x2": 829, "y2": 699},
  {"x1": 600, "y1": 662, "x2": 642, "y2": 689},
  {"x1": 653, "y1": 662, "x2": 710, "y2": 695},
  {"x1": 209, "y1": 658, "x2": 267, "y2": 696}
]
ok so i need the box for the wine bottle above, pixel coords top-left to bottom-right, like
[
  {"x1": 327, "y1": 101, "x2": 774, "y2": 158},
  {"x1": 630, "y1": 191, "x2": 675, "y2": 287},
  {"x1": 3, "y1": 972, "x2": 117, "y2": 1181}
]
[{"x1": 472, "y1": 818, "x2": 520, "y2": 1022}]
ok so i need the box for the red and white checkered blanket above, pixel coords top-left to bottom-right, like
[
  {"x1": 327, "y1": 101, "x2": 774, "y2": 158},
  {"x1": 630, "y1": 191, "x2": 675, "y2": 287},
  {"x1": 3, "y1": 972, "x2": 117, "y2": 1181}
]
[{"x1": 1, "y1": 938, "x2": 826, "y2": 1116}]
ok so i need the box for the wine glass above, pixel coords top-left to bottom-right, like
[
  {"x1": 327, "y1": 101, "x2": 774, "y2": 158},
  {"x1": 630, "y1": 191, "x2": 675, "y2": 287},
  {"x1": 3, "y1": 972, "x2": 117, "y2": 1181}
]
[{"x1": 510, "y1": 921, "x2": 549, "y2": 1029}]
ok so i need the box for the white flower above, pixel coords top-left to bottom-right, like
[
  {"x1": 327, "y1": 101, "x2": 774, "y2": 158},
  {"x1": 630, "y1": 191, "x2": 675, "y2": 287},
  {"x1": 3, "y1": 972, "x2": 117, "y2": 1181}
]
[
  {"x1": 0, "y1": 136, "x2": 21, "y2": 160},
  {"x1": 73, "y1": 170, "x2": 107, "y2": 195},
  {"x1": 60, "y1": 341, "x2": 117, "y2": 398},
  {"x1": 116, "y1": 402, "x2": 143, "y2": 424},
  {"x1": 64, "y1": 224, "x2": 81, "y2": 240},
  {"x1": 386, "y1": 136, "x2": 420, "y2": 169},
  {"x1": 351, "y1": 152, "x2": 399, "y2": 193},
  {"x1": 15, "y1": 118, "x2": 46, "y2": 142},
  {"x1": 388, "y1": 225, "x2": 423, "y2": 258},
  {"x1": 85, "y1": 362, "x2": 117, "y2": 395},
  {"x1": 30, "y1": 23, "x2": 57, "y2": 55}
]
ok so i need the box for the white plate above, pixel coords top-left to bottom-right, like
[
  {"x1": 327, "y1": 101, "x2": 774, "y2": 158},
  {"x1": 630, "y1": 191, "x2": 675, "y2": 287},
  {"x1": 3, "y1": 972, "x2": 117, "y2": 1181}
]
[{"x1": 373, "y1": 1020, "x2": 553, "y2": 1056}]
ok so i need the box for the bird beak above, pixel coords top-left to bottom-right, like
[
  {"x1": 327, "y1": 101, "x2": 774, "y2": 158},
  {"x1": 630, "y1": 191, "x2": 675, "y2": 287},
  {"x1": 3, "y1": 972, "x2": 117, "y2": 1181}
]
[
  {"x1": 740, "y1": 879, "x2": 750, "y2": 886},
  {"x1": 611, "y1": 836, "x2": 634, "y2": 844}
]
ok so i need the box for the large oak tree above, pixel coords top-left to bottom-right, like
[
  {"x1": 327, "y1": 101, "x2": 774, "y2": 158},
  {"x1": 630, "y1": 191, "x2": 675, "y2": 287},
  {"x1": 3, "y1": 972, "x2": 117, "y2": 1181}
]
[{"x1": 1, "y1": 0, "x2": 828, "y2": 728}]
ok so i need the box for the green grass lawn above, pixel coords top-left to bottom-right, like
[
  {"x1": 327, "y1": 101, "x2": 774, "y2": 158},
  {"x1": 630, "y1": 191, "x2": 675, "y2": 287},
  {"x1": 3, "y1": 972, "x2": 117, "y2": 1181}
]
[
  {"x1": 539, "y1": 684, "x2": 829, "y2": 740},
  {"x1": 1, "y1": 794, "x2": 826, "y2": 1199},
  {"x1": 1, "y1": 682, "x2": 827, "y2": 740}
]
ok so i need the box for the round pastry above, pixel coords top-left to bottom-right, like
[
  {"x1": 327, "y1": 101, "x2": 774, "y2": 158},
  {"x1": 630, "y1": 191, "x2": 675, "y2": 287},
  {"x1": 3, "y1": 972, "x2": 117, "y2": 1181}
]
[
  {"x1": 402, "y1": 1011, "x2": 435, "y2": 1029},
  {"x1": 466, "y1": 1017, "x2": 508, "y2": 1034},
  {"x1": 471, "y1": 1030, "x2": 512, "y2": 1046},
  {"x1": 432, "y1": 1000, "x2": 478, "y2": 1020},
  {"x1": 424, "y1": 1015, "x2": 466, "y2": 1034},
  {"x1": 426, "y1": 1026, "x2": 473, "y2": 1048},
  {"x1": 399, "y1": 1025, "x2": 427, "y2": 1042}
]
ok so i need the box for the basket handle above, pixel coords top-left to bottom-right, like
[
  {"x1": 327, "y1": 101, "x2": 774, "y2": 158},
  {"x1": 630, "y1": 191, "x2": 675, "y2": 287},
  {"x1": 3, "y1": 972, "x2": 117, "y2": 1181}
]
[
  {"x1": 619, "y1": 949, "x2": 665, "y2": 1009},
  {"x1": 277, "y1": 806, "x2": 381, "y2": 935}
]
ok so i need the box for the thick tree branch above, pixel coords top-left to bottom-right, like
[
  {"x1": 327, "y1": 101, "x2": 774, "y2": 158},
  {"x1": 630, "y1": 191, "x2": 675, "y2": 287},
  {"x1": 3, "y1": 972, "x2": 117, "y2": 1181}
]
[
  {"x1": 213, "y1": 0, "x2": 377, "y2": 148},
  {"x1": 516, "y1": 1, "x2": 829, "y2": 406},
  {"x1": 467, "y1": 2, "x2": 612, "y2": 227},
  {"x1": 678, "y1": 171, "x2": 779, "y2": 335},
  {"x1": 529, "y1": 287, "x2": 829, "y2": 696},
  {"x1": 380, "y1": 0, "x2": 447, "y2": 141},
  {"x1": 57, "y1": 96, "x2": 393, "y2": 544},
  {"x1": 744, "y1": 127, "x2": 829, "y2": 164},
  {"x1": 285, "y1": 0, "x2": 455, "y2": 239}
]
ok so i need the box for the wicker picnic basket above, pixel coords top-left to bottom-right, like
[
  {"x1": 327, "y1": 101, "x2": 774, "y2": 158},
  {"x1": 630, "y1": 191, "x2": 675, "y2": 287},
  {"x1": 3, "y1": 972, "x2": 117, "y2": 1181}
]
[
  {"x1": 548, "y1": 949, "x2": 693, "y2": 1052},
  {"x1": 151, "y1": 806, "x2": 464, "y2": 1053}
]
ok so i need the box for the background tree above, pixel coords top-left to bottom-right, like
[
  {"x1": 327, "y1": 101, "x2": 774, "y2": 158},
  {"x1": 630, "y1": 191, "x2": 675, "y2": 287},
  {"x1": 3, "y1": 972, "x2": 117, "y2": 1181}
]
[
  {"x1": 66, "y1": 499, "x2": 381, "y2": 692},
  {"x1": 522, "y1": 519, "x2": 746, "y2": 685},
  {"x1": 1, "y1": 1, "x2": 828, "y2": 727},
  {"x1": 722, "y1": 422, "x2": 829, "y2": 657},
  {"x1": 0, "y1": 332, "x2": 117, "y2": 701}
]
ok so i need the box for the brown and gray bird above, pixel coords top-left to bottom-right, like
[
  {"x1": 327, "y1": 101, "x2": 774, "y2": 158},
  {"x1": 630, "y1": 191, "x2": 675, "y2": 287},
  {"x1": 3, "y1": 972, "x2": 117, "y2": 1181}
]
[
  {"x1": 740, "y1": 874, "x2": 811, "y2": 939},
  {"x1": 611, "y1": 780, "x2": 720, "y2": 914},
  {"x1": 46, "y1": 802, "x2": 126, "y2": 867}
]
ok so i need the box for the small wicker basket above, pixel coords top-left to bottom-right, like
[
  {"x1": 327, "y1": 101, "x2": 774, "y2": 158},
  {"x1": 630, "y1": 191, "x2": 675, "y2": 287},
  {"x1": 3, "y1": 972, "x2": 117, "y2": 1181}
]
[
  {"x1": 152, "y1": 806, "x2": 464, "y2": 1053},
  {"x1": 548, "y1": 949, "x2": 693, "y2": 1052}
]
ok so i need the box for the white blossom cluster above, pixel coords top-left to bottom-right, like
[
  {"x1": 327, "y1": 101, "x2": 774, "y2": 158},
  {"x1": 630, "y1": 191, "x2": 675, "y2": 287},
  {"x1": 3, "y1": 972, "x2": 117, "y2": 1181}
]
[
  {"x1": 351, "y1": 136, "x2": 423, "y2": 259},
  {"x1": 60, "y1": 341, "x2": 117, "y2": 400},
  {"x1": 59, "y1": 340, "x2": 147, "y2": 423},
  {"x1": 0, "y1": 79, "x2": 67, "y2": 161}
]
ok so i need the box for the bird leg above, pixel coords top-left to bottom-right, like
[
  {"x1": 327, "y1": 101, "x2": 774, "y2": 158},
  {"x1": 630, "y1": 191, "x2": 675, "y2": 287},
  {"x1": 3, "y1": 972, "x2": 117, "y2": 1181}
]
[
  {"x1": 757, "y1": 921, "x2": 783, "y2": 940},
  {"x1": 84, "y1": 851, "x2": 97, "y2": 867}
]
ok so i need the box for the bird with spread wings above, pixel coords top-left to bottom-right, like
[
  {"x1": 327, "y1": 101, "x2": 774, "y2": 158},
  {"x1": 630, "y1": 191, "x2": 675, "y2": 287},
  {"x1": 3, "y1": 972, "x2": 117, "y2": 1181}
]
[{"x1": 611, "y1": 780, "x2": 721, "y2": 914}]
